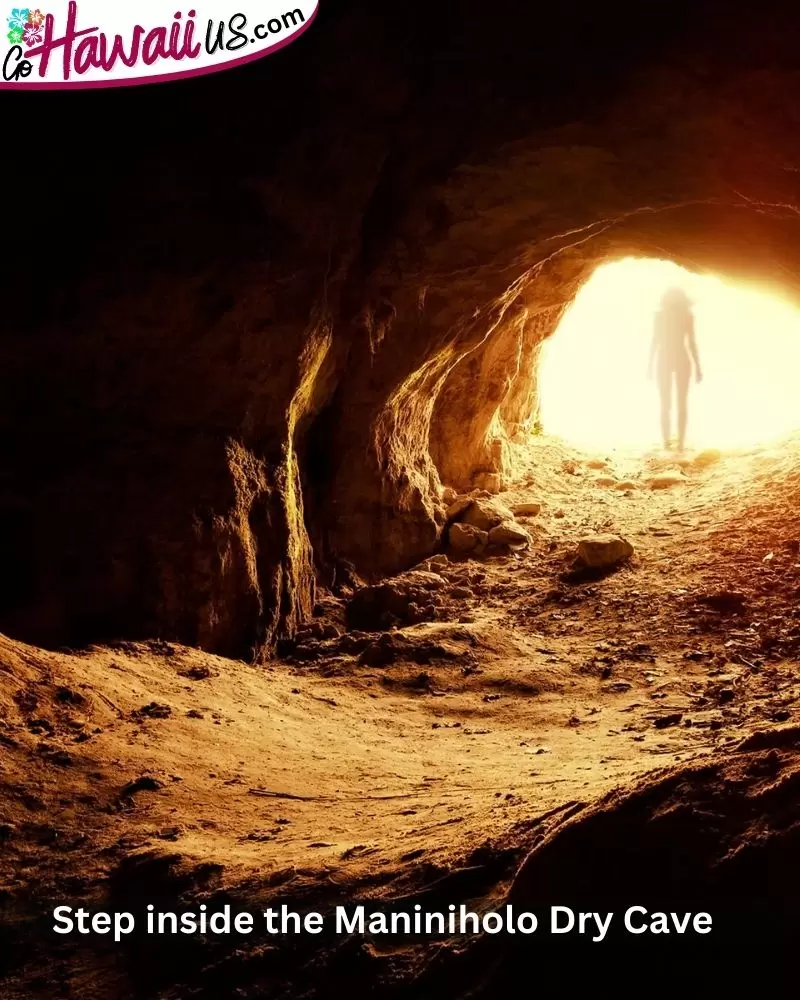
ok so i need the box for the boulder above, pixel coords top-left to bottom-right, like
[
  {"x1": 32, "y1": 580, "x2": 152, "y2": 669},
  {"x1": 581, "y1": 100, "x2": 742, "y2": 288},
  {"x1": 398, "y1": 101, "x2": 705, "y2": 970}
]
[
  {"x1": 448, "y1": 522, "x2": 489, "y2": 553},
  {"x1": 461, "y1": 497, "x2": 516, "y2": 531},
  {"x1": 576, "y1": 534, "x2": 634, "y2": 569},
  {"x1": 489, "y1": 521, "x2": 532, "y2": 548}
]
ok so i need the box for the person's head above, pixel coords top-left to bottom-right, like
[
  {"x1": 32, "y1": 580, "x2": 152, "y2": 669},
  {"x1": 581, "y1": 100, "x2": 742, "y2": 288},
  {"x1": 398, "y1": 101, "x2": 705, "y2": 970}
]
[{"x1": 660, "y1": 286, "x2": 692, "y2": 311}]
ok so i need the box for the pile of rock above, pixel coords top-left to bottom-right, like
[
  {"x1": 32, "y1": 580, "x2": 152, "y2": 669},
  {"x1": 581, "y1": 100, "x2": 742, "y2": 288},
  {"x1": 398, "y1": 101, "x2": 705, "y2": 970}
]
[
  {"x1": 345, "y1": 569, "x2": 448, "y2": 631},
  {"x1": 444, "y1": 495, "x2": 532, "y2": 556}
]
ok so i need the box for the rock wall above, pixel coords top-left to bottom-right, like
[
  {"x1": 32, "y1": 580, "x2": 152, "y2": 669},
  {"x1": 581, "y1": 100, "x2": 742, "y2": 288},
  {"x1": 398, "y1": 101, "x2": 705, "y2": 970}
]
[{"x1": 4, "y1": 1, "x2": 800, "y2": 656}]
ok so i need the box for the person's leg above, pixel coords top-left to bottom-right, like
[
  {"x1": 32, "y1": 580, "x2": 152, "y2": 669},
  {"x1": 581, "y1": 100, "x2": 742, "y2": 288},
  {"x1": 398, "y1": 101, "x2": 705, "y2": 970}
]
[
  {"x1": 657, "y1": 364, "x2": 672, "y2": 449},
  {"x1": 676, "y1": 362, "x2": 691, "y2": 451}
]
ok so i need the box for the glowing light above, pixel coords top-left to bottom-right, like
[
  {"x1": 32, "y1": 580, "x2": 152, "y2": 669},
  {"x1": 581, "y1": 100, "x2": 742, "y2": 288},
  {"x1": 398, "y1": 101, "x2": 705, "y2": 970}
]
[{"x1": 537, "y1": 258, "x2": 800, "y2": 452}]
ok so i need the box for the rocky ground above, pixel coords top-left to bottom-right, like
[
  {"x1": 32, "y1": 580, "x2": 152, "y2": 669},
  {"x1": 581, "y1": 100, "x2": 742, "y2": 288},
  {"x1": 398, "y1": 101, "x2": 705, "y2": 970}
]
[{"x1": 3, "y1": 434, "x2": 800, "y2": 997}]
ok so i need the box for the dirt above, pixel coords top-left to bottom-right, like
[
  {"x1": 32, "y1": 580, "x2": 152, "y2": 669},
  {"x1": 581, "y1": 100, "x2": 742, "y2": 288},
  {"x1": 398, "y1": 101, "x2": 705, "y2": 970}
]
[{"x1": 3, "y1": 435, "x2": 800, "y2": 996}]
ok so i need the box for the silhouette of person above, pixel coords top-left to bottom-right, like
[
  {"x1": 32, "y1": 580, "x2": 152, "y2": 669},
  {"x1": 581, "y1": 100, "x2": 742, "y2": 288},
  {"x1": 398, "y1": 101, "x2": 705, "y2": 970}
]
[{"x1": 648, "y1": 286, "x2": 702, "y2": 451}]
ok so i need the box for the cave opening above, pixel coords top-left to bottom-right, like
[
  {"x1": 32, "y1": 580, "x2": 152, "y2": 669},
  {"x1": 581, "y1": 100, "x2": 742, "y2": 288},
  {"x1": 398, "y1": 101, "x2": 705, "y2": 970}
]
[
  {"x1": 9, "y1": 3, "x2": 800, "y2": 993},
  {"x1": 536, "y1": 257, "x2": 800, "y2": 455}
]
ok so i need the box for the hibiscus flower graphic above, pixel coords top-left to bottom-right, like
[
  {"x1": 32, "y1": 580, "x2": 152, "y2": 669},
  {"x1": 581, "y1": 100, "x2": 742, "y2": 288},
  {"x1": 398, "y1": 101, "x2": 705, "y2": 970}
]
[
  {"x1": 27, "y1": 7, "x2": 44, "y2": 26},
  {"x1": 22, "y1": 20, "x2": 41, "y2": 44},
  {"x1": 7, "y1": 8, "x2": 30, "y2": 30},
  {"x1": 7, "y1": 24, "x2": 23, "y2": 43}
]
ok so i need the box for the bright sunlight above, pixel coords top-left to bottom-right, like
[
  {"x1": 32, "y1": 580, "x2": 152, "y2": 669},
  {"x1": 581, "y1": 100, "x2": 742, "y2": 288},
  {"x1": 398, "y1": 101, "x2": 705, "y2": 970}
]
[{"x1": 538, "y1": 258, "x2": 800, "y2": 452}]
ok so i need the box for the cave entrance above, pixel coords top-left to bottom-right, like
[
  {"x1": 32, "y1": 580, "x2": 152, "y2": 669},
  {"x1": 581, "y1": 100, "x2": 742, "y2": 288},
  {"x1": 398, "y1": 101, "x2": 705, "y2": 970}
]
[{"x1": 536, "y1": 258, "x2": 800, "y2": 454}]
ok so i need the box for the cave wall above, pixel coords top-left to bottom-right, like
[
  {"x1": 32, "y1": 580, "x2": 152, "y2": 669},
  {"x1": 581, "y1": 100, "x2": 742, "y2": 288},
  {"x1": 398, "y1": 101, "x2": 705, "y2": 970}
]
[{"x1": 4, "y1": 1, "x2": 800, "y2": 657}]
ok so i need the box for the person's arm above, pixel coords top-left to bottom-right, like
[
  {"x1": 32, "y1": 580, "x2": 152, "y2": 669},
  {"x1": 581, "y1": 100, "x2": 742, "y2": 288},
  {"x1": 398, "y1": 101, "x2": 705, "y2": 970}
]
[
  {"x1": 687, "y1": 313, "x2": 702, "y2": 381},
  {"x1": 648, "y1": 319, "x2": 659, "y2": 378}
]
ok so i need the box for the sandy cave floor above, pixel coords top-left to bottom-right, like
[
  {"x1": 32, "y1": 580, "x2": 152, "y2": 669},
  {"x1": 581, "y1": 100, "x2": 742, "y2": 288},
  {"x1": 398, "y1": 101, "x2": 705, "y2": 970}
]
[{"x1": 4, "y1": 433, "x2": 800, "y2": 994}]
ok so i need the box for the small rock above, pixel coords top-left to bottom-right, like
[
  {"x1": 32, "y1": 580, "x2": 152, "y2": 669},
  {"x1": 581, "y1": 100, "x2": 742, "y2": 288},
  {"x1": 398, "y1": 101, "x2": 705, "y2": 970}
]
[
  {"x1": 594, "y1": 476, "x2": 617, "y2": 488},
  {"x1": 586, "y1": 458, "x2": 608, "y2": 470},
  {"x1": 473, "y1": 472, "x2": 504, "y2": 493},
  {"x1": 359, "y1": 634, "x2": 397, "y2": 667},
  {"x1": 441, "y1": 486, "x2": 458, "y2": 504},
  {"x1": 186, "y1": 709, "x2": 204, "y2": 719},
  {"x1": 179, "y1": 665, "x2": 212, "y2": 680},
  {"x1": 135, "y1": 702, "x2": 172, "y2": 719},
  {"x1": 156, "y1": 826, "x2": 184, "y2": 841},
  {"x1": 488, "y1": 521, "x2": 531, "y2": 548},
  {"x1": 575, "y1": 534, "x2": 634, "y2": 570},
  {"x1": 648, "y1": 473, "x2": 686, "y2": 490},
  {"x1": 653, "y1": 713, "x2": 683, "y2": 729},
  {"x1": 28, "y1": 719, "x2": 54, "y2": 735},
  {"x1": 446, "y1": 496, "x2": 474, "y2": 521},
  {"x1": 512, "y1": 502, "x2": 541, "y2": 516},
  {"x1": 296, "y1": 620, "x2": 342, "y2": 642},
  {"x1": 450, "y1": 586, "x2": 473, "y2": 599},
  {"x1": 401, "y1": 570, "x2": 447, "y2": 590},
  {"x1": 553, "y1": 509, "x2": 565, "y2": 519},
  {"x1": 427, "y1": 554, "x2": 450, "y2": 571},
  {"x1": 614, "y1": 480, "x2": 638, "y2": 491},
  {"x1": 336, "y1": 632, "x2": 372, "y2": 654},
  {"x1": 448, "y1": 522, "x2": 489, "y2": 553},
  {"x1": 121, "y1": 776, "x2": 163, "y2": 796}
]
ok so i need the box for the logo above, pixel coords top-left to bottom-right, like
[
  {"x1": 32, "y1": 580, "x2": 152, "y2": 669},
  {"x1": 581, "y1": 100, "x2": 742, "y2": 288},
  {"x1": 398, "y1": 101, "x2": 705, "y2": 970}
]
[{"x1": 2, "y1": 1, "x2": 318, "y2": 88}]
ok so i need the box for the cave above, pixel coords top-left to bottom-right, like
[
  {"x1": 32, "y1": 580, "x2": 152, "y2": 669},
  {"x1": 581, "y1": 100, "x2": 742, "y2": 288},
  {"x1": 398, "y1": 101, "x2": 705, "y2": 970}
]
[{"x1": 4, "y1": 1, "x2": 800, "y2": 996}]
